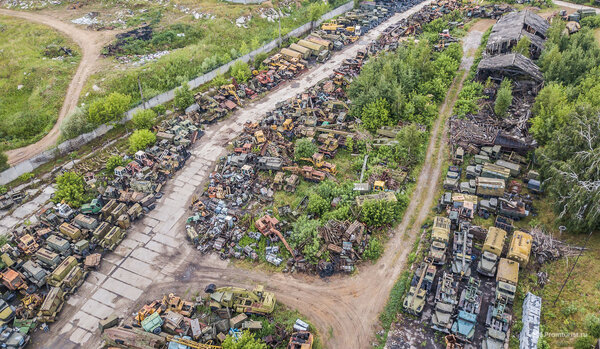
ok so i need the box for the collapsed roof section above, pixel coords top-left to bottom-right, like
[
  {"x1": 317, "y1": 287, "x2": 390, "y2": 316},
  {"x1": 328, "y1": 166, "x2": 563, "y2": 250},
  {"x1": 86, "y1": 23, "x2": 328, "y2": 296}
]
[
  {"x1": 486, "y1": 10, "x2": 549, "y2": 59},
  {"x1": 477, "y1": 53, "x2": 543, "y2": 83}
]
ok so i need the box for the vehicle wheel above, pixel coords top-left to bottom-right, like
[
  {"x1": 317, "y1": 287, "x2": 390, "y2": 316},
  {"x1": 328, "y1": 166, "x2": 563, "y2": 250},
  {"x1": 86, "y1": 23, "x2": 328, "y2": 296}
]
[{"x1": 153, "y1": 327, "x2": 161, "y2": 335}]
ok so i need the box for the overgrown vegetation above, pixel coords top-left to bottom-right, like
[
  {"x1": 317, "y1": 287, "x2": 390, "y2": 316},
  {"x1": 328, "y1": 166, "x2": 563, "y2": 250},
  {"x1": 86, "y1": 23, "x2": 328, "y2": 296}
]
[
  {"x1": 0, "y1": 15, "x2": 80, "y2": 151},
  {"x1": 348, "y1": 41, "x2": 462, "y2": 130},
  {"x1": 52, "y1": 171, "x2": 91, "y2": 208},
  {"x1": 129, "y1": 129, "x2": 156, "y2": 153},
  {"x1": 132, "y1": 109, "x2": 157, "y2": 130},
  {"x1": 494, "y1": 79, "x2": 512, "y2": 117},
  {"x1": 87, "y1": 92, "x2": 131, "y2": 125},
  {"x1": 454, "y1": 81, "x2": 483, "y2": 116}
]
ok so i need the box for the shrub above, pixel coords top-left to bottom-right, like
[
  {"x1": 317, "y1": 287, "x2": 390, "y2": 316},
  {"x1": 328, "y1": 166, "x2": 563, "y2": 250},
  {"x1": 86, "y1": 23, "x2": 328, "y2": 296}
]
[
  {"x1": 132, "y1": 109, "x2": 157, "y2": 130},
  {"x1": 454, "y1": 81, "x2": 483, "y2": 116},
  {"x1": 360, "y1": 200, "x2": 401, "y2": 227},
  {"x1": 494, "y1": 79, "x2": 513, "y2": 117},
  {"x1": 19, "y1": 172, "x2": 34, "y2": 181},
  {"x1": 574, "y1": 336, "x2": 595, "y2": 349},
  {"x1": 0, "y1": 152, "x2": 7, "y2": 171},
  {"x1": 253, "y1": 52, "x2": 268, "y2": 68},
  {"x1": 290, "y1": 215, "x2": 320, "y2": 248},
  {"x1": 294, "y1": 138, "x2": 317, "y2": 161},
  {"x1": 580, "y1": 16, "x2": 600, "y2": 29},
  {"x1": 307, "y1": 194, "x2": 329, "y2": 216},
  {"x1": 0, "y1": 185, "x2": 6, "y2": 195},
  {"x1": 152, "y1": 104, "x2": 166, "y2": 116},
  {"x1": 364, "y1": 237, "x2": 383, "y2": 261},
  {"x1": 231, "y1": 61, "x2": 251, "y2": 83},
  {"x1": 513, "y1": 36, "x2": 531, "y2": 58},
  {"x1": 60, "y1": 107, "x2": 93, "y2": 140},
  {"x1": 222, "y1": 331, "x2": 266, "y2": 349},
  {"x1": 173, "y1": 82, "x2": 194, "y2": 111},
  {"x1": 52, "y1": 171, "x2": 89, "y2": 208},
  {"x1": 129, "y1": 129, "x2": 156, "y2": 153},
  {"x1": 105, "y1": 155, "x2": 125, "y2": 175},
  {"x1": 88, "y1": 92, "x2": 131, "y2": 125},
  {"x1": 360, "y1": 98, "x2": 392, "y2": 132}
]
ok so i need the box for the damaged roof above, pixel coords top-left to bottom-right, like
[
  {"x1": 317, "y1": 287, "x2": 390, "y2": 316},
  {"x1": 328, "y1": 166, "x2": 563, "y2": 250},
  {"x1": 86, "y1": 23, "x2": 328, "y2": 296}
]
[
  {"x1": 486, "y1": 10, "x2": 549, "y2": 54},
  {"x1": 477, "y1": 53, "x2": 543, "y2": 82}
]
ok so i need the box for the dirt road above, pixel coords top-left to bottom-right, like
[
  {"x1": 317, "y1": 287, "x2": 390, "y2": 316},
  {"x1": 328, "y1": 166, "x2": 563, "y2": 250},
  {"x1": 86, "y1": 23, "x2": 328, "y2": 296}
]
[
  {"x1": 33, "y1": 5, "x2": 494, "y2": 349},
  {"x1": 0, "y1": 9, "x2": 116, "y2": 165}
]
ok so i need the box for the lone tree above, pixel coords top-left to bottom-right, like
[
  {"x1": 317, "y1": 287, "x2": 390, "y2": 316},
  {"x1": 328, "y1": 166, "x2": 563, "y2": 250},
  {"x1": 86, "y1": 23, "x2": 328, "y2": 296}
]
[
  {"x1": 494, "y1": 79, "x2": 513, "y2": 117},
  {"x1": 129, "y1": 129, "x2": 156, "y2": 153},
  {"x1": 231, "y1": 61, "x2": 251, "y2": 83},
  {"x1": 514, "y1": 36, "x2": 531, "y2": 58},
  {"x1": 132, "y1": 109, "x2": 157, "y2": 130},
  {"x1": 174, "y1": 82, "x2": 194, "y2": 111},
  {"x1": 88, "y1": 92, "x2": 131, "y2": 125},
  {"x1": 52, "y1": 172, "x2": 89, "y2": 208},
  {"x1": 294, "y1": 138, "x2": 317, "y2": 161}
]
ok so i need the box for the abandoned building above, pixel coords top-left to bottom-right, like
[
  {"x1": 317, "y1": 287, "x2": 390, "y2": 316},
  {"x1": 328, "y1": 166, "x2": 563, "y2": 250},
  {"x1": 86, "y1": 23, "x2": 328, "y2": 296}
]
[
  {"x1": 477, "y1": 53, "x2": 543, "y2": 87},
  {"x1": 485, "y1": 10, "x2": 549, "y2": 59}
]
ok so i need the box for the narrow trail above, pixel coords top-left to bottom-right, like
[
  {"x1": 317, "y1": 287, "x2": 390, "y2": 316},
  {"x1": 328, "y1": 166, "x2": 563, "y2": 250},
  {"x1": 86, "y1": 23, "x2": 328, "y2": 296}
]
[{"x1": 0, "y1": 9, "x2": 117, "y2": 165}]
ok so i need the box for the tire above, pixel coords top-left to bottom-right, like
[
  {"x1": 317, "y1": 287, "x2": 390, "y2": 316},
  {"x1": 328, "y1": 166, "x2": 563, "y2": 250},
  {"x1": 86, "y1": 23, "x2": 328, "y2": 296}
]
[{"x1": 152, "y1": 327, "x2": 161, "y2": 335}]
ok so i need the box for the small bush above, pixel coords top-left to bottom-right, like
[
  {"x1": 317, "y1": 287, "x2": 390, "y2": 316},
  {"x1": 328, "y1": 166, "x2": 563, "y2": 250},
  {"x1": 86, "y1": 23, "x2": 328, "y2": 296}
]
[
  {"x1": 294, "y1": 138, "x2": 317, "y2": 161},
  {"x1": 580, "y1": 15, "x2": 600, "y2": 29},
  {"x1": 0, "y1": 186, "x2": 7, "y2": 194},
  {"x1": 364, "y1": 237, "x2": 383, "y2": 261},
  {"x1": 105, "y1": 155, "x2": 125, "y2": 175},
  {"x1": 129, "y1": 129, "x2": 156, "y2": 153},
  {"x1": 173, "y1": 82, "x2": 194, "y2": 111},
  {"x1": 88, "y1": 92, "x2": 131, "y2": 125},
  {"x1": 494, "y1": 79, "x2": 513, "y2": 117},
  {"x1": 60, "y1": 107, "x2": 93, "y2": 140},
  {"x1": 0, "y1": 152, "x2": 8, "y2": 171},
  {"x1": 52, "y1": 171, "x2": 89, "y2": 208},
  {"x1": 231, "y1": 61, "x2": 251, "y2": 83},
  {"x1": 574, "y1": 336, "x2": 595, "y2": 349},
  {"x1": 151, "y1": 104, "x2": 166, "y2": 116},
  {"x1": 454, "y1": 81, "x2": 483, "y2": 116},
  {"x1": 132, "y1": 109, "x2": 157, "y2": 130}
]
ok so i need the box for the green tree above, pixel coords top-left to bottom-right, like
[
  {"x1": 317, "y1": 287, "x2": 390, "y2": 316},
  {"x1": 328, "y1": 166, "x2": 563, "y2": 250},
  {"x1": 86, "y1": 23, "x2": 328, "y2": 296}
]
[
  {"x1": 361, "y1": 98, "x2": 392, "y2": 132},
  {"x1": 88, "y1": 92, "x2": 131, "y2": 125},
  {"x1": 513, "y1": 36, "x2": 531, "y2": 58},
  {"x1": 360, "y1": 200, "x2": 401, "y2": 227},
  {"x1": 308, "y1": 2, "x2": 329, "y2": 23},
  {"x1": 494, "y1": 79, "x2": 513, "y2": 117},
  {"x1": 530, "y1": 83, "x2": 571, "y2": 145},
  {"x1": 294, "y1": 138, "x2": 317, "y2": 161},
  {"x1": 132, "y1": 109, "x2": 157, "y2": 130},
  {"x1": 52, "y1": 171, "x2": 89, "y2": 208},
  {"x1": 393, "y1": 124, "x2": 428, "y2": 168},
  {"x1": 454, "y1": 81, "x2": 483, "y2": 116},
  {"x1": 222, "y1": 331, "x2": 266, "y2": 349},
  {"x1": 364, "y1": 237, "x2": 383, "y2": 261},
  {"x1": 307, "y1": 194, "x2": 329, "y2": 216},
  {"x1": 105, "y1": 155, "x2": 125, "y2": 175},
  {"x1": 173, "y1": 82, "x2": 194, "y2": 110},
  {"x1": 129, "y1": 129, "x2": 156, "y2": 153},
  {"x1": 290, "y1": 215, "x2": 321, "y2": 248},
  {"x1": 0, "y1": 152, "x2": 8, "y2": 171},
  {"x1": 152, "y1": 104, "x2": 166, "y2": 116},
  {"x1": 537, "y1": 107, "x2": 600, "y2": 233},
  {"x1": 60, "y1": 107, "x2": 93, "y2": 140},
  {"x1": 231, "y1": 61, "x2": 251, "y2": 83}
]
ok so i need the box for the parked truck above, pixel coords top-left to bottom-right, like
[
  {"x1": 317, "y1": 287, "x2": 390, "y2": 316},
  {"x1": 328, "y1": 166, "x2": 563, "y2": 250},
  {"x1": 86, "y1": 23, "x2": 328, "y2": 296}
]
[
  {"x1": 476, "y1": 177, "x2": 505, "y2": 197},
  {"x1": 477, "y1": 227, "x2": 507, "y2": 277},
  {"x1": 58, "y1": 223, "x2": 83, "y2": 241},
  {"x1": 47, "y1": 256, "x2": 78, "y2": 288},
  {"x1": 495, "y1": 258, "x2": 519, "y2": 303},
  {"x1": 428, "y1": 216, "x2": 451, "y2": 265},
  {"x1": 80, "y1": 198, "x2": 103, "y2": 215},
  {"x1": 100, "y1": 226, "x2": 125, "y2": 251},
  {"x1": 507, "y1": 230, "x2": 532, "y2": 266},
  {"x1": 73, "y1": 214, "x2": 98, "y2": 231},
  {"x1": 35, "y1": 248, "x2": 62, "y2": 269},
  {"x1": 46, "y1": 235, "x2": 71, "y2": 255},
  {"x1": 37, "y1": 287, "x2": 65, "y2": 322},
  {"x1": 92, "y1": 222, "x2": 112, "y2": 243},
  {"x1": 100, "y1": 199, "x2": 119, "y2": 221}
]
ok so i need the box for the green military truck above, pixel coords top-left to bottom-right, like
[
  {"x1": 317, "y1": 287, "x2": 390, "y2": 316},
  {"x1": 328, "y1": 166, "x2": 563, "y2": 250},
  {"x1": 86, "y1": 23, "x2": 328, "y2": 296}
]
[
  {"x1": 80, "y1": 198, "x2": 103, "y2": 215},
  {"x1": 477, "y1": 227, "x2": 507, "y2": 277},
  {"x1": 34, "y1": 248, "x2": 62, "y2": 269},
  {"x1": 92, "y1": 222, "x2": 112, "y2": 243},
  {"x1": 47, "y1": 256, "x2": 78, "y2": 288},
  {"x1": 496, "y1": 258, "x2": 519, "y2": 303},
  {"x1": 428, "y1": 216, "x2": 451, "y2": 265},
  {"x1": 59, "y1": 223, "x2": 83, "y2": 241},
  {"x1": 37, "y1": 287, "x2": 65, "y2": 322},
  {"x1": 46, "y1": 235, "x2": 71, "y2": 255},
  {"x1": 100, "y1": 226, "x2": 125, "y2": 251}
]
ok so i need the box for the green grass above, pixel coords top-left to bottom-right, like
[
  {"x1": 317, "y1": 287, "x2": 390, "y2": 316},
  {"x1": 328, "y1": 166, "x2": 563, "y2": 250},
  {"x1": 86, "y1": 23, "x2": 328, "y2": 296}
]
[{"x1": 0, "y1": 15, "x2": 80, "y2": 151}]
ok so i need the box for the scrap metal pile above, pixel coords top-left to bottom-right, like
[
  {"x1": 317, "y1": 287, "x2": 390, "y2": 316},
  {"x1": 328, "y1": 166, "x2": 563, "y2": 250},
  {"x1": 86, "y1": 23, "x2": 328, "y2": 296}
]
[
  {"x1": 184, "y1": 0, "x2": 475, "y2": 276},
  {"x1": 187, "y1": 0, "x2": 428, "y2": 125},
  {"x1": 102, "y1": 285, "x2": 315, "y2": 349},
  {"x1": 0, "y1": 117, "x2": 203, "y2": 345}
]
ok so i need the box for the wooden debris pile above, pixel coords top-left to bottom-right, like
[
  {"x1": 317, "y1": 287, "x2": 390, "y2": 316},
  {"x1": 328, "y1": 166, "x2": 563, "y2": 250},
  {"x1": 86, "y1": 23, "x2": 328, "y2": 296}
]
[{"x1": 530, "y1": 227, "x2": 585, "y2": 265}]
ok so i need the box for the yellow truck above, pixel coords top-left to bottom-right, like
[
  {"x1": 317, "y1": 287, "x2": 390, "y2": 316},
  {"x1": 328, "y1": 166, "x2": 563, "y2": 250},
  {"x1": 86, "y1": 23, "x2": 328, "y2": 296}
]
[
  {"x1": 477, "y1": 227, "x2": 507, "y2": 277},
  {"x1": 429, "y1": 216, "x2": 451, "y2": 265},
  {"x1": 507, "y1": 230, "x2": 532, "y2": 266},
  {"x1": 496, "y1": 258, "x2": 519, "y2": 303},
  {"x1": 59, "y1": 223, "x2": 83, "y2": 241},
  {"x1": 476, "y1": 177, "x2": 505, "y2": 197},
  {"x1": 48, "y1": 256, "x2": 78, "y2": 288},
  {"x1": 37, "y1": 287, "x2": 65, "y2": 322}
]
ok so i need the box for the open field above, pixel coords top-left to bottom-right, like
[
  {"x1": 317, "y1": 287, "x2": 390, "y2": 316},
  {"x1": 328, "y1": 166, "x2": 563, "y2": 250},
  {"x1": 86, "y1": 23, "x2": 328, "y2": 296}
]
[{"x1": 0, "y1": 14, "x2": 79, "y2": 151}]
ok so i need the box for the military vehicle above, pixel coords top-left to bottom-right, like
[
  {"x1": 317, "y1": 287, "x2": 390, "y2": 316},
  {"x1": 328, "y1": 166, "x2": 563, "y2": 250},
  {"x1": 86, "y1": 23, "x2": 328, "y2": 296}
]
[
  {"x1": 92, "y1": 222, "x2": 112, "y2": 243},
  {"x1": 477, "y1": 227, "x2": 507, "y2": 277},
  {"x1": 37, "y1": 287, "x2": 65, "y2": 322},
  {"x1": 73, "y1": 214, "x2": 98, "y2": 231},
  {"x1": 482, "y1": 297, "x2": 511, "y2": 349},
  {"x1": 35, "y1": 248, "x2": 61, "y2": 269},
  {"x1": 507, "y1": 230, "x2": 532, "y2": 266},
  {"x1": 100, "y1": 226, "x2": 125, "y2": 251},
  {"x1": 205, "y1": 284, "x2": 275, "y2": 315},
  {"x1": 481, "y1": 163, "x2": 510, "y2": 180},
  {"x1": 0, "y1": 299, "x2": 15, "y2": 326},
  {"x1": 257, "y1": 157, "x2": 283, "y2": 171},
  {"x1": 55, "y1": 203, "x2": 75, "y2": 221},
  {"x1": 21, "y1": 260, "x2": 48, "y2": 288},
  {"x1": 451, "y1": 277, "x2": 482, "y2": 341},
  {"x1": 496, "y1": 258, "x2": 519, "y2": 303},
  {"x1": 403, "y1": 259, "x2": 436, "y2": 315},
  {"x1": 429, "y1": 216, "x2": 451, "y2": 265},
  {"x1": 58, "y1": 223, "x2": 83, "y2": 241},
  {"x1": 16, "y1": 234, "x2": 38, "y2": 255},
  {"x1": 451, "y1": 230, "x2": 473, "y2": 277},
  {"x1": 47, "y1": 256, "x2": 78, "y2": 288},
  {"x1": 431, "y1": 272, "x2": 459, "y2": 333},
  {"x1": 80, "y1": 198, "x2": 103, "y2": 215}
]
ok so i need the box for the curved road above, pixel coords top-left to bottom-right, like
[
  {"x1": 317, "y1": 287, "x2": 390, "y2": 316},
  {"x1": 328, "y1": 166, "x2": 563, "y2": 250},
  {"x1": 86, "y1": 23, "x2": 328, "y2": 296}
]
[{"x1": 0, "y1": 9, "x2": 116, "y2": 165}]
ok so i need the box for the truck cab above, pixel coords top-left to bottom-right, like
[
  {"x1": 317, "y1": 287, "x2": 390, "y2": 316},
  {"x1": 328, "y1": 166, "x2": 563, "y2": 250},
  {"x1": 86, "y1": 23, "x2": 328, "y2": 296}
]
[
  {"x1": 477, "y1": 227, "x2": 506, "y2": 277},
  {"x1": 429, "y1": 216, "x2": 451, "y2": 265},
  {"x1": 496, "y1": 258, "x2": 519, "y2": 303},
  {"x1": 55, "y1": 203, "x2": 75, "y2": 221}
]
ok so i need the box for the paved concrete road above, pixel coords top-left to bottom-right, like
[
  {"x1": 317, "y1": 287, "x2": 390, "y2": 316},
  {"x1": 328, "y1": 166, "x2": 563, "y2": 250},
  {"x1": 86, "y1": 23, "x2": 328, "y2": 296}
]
[{"x1": 33, "y1": 2, "x2": 435, "y2": 348}]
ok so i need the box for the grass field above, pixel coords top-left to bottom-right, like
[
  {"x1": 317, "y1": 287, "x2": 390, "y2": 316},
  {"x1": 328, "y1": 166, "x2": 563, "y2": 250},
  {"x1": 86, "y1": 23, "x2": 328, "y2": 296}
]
[{"x1": 0, "y1": 15, "x2": 80, "y2": 151}]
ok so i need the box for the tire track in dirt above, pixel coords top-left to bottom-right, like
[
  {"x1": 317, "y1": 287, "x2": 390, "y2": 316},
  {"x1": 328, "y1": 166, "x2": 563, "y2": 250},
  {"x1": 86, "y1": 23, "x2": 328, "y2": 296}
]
[{"x1": 0, "y1": 9, "x2": 117, "y2": 165}]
